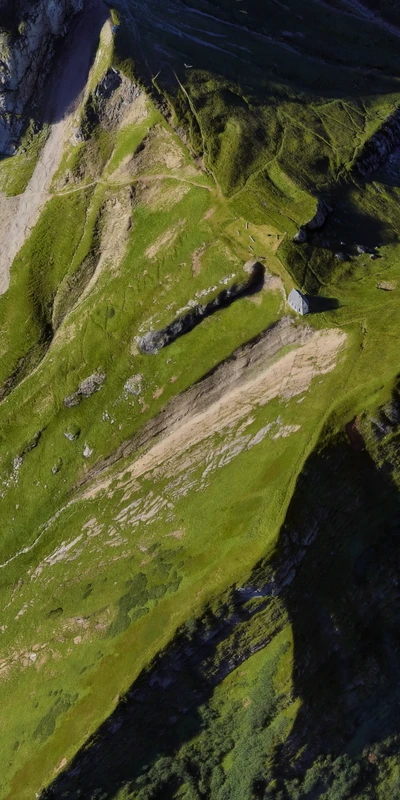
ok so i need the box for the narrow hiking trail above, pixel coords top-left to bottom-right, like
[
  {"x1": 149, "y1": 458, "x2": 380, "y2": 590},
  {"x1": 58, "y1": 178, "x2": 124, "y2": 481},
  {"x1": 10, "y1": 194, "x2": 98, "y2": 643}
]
[
  {"x1": 0, "y1": 0, "x2": 110, "y2": 297},
  {"x1": 54, "y1": 172, "x2": 214, "y2": 198}
]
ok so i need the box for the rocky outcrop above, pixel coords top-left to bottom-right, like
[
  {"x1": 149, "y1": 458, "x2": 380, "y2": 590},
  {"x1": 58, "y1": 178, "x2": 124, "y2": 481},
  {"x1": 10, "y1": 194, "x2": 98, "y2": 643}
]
[
  {"x1": 356, "y1": 106, "x2": 400, "y2": 176},
  {"x1": 139, "y1": 262, "x2": 265, "y2": 354},
  {"x1": 76, "y1": 316, "x2": 317, "y2": 489},
  {"x1": 64, "y1": 371, "x2": 105, "y2": 408},
  {"x1": 293, "y1": 199, "x2": 332, "y2": 243},
  {"x1": 78, "y1": 67, "x2": 140, "y2": 141},
  {"x1": 94, "y1": 68, "x2": 140, "y2": 132},
  {"x1": 0, "y1": 0, "x2": 83, "y2": 154}
]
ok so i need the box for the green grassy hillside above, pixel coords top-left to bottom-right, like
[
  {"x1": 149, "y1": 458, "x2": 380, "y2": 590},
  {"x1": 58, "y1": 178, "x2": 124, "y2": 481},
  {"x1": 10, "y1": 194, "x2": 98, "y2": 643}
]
[{"x1": 1, "y1": 1, "x2": 400, "y2": 798}]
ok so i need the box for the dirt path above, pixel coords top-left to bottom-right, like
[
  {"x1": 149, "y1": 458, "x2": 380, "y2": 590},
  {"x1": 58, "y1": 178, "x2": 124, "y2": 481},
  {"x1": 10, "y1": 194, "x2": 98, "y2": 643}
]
[
  {"x1": 0, "y1": 0, "x2": 110, "y2": 296},
  {"x1": 53, "y1": 172, "x2": 214, "y2": 198}
]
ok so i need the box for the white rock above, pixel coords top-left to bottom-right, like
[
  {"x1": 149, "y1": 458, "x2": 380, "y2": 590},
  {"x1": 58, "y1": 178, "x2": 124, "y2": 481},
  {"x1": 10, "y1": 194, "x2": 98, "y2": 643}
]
[{"x1": 83, "y1": 444, "x2": 93, "y2": 459}]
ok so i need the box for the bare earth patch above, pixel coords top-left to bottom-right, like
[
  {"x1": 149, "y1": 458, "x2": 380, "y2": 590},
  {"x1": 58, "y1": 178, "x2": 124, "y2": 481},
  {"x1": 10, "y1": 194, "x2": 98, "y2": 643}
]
[
  {"x1": 84, "y1": 320, "x2": 346, "y2": 498},
  {"x1": 145, "y1": 219, "x2": 186, "y2": 260},
  {"x1": 79, "y1": 186, "x2": 133, "y2": 301},
  {"x1": 192, "y1": 243, "x2": 207, "y2": 276},
  {"x1": 166, "y1": 529, "x2": 186, "y2": 540},
  {"x1": 115, "y1": 125, "x2": 185, "y2": 182},
  {"x1": 135, "y1": 179, "x2": 190, "y2": 212},
  {"x1": 118, "y1": 330, "x2": 345, "y2": 478}
]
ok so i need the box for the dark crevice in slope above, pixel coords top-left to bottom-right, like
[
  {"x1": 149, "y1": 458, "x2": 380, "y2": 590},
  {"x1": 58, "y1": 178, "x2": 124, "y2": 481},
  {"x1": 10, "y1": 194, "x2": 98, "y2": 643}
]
[
  {"x1": 0, "y1": 327, "x2": 53, "y2": 403},
  {"x1": 0, "y1": 189, "x2": 112, "y2": 404},
  {"x1": 139, "y1": 261, "x2": 266, "y2": 354},
  {"x1": 52, "y1": 208, "x2": 103, "y2": 331},
  {"x1": 356, "y1": 105, "x2": 400, "y2": 176}
]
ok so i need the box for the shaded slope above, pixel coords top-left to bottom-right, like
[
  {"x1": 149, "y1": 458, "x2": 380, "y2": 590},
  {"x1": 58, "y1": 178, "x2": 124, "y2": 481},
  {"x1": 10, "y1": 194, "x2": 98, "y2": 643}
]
[
  {"x1": 0, "y1": 0, "x2": 110, "y2": 295},
  {"x1": 113, "y1": 0, "x2": 400, "y2": 198},
  {"x1": 42, "y1": 425, "x2": 400, "y2": 800}
]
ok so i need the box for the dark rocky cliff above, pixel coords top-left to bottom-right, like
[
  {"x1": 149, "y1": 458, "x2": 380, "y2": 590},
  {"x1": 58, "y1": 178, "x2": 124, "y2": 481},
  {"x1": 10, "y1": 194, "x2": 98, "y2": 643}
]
[{"x1": 0, "y1": 0, "x2": 83, "y2": 154}]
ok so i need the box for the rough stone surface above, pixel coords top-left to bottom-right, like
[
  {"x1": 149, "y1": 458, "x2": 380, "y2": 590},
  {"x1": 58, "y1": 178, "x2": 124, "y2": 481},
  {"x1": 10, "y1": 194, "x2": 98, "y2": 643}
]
[
  {"x1": 78, "y1": 316, "x2": 321, "y2": 489},
  {"x1": 64, "y1": 372, "x2": 105, "y2": 408},
  {"x1": 356, "y1": 106, "x2": 400, "y2": 176},
  {"x1": 124, "y1": 374, "x2": 143, "y2": 397},
  {"x1": 377, "y1": 281, "x2": 395, "y2": 291},
  {"x1": 64, "y1": 427, "x2": 80, "y2": 441},
  {"x1": 95, "y1": 68, "x2": 140, "y2": 131},
  {"x1": 0, "y1": 0, "x2": 83, "y2": 154}
]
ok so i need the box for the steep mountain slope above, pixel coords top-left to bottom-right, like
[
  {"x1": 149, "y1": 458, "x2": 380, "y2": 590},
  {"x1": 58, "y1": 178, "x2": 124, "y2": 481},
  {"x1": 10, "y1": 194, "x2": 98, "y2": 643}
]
[
  {"x1": 1, "y1": 1, "x2": 400, "y2": 799},
  {"x1": 0, "y1": 0, "x2": 84, "y2": 154}
]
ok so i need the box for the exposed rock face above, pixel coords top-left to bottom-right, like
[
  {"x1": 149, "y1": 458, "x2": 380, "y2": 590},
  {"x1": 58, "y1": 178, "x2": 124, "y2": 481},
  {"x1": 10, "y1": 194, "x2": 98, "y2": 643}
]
[
  {"x1": 83, "y1": 443, "x2": 93, "y2": 459},
  {"x1": 64, "y1": 371, "x2": 105, "y2": 408},
  {"x1": 77, "y1": 316, "x2": 319, "y2": 489},
  {"x1": 0, "y1": 0, "x2": 83, "y2": 154},
  {"x1": 94, "y1": 68, "x2": 140, "y2": 131},
  {"x1": 293, "y1": 200, "x2": 332, "y2": 243},
  {"x1": 356, "y1": 106, "x2": 400, "y2": 176},
  {"x1": 78, "y1": 67, "x2": 141, "y2": 142}
]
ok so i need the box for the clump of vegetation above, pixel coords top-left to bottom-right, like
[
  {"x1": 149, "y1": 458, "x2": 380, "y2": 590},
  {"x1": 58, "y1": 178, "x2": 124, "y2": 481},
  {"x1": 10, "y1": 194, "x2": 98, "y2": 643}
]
[{"x1": 33, "y1": 692, "x2": 78, "y2": 744}]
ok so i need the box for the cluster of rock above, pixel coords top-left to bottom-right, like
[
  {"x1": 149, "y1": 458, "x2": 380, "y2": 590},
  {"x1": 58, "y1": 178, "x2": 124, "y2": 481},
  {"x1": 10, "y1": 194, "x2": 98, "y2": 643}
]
[
  {"x1": 0, "y1": 0, "x2": 83, "y2": 154},
  {"x1": 124, "y1": 374, "x2": 143, "y2": 397},
  {"x1": 293, "y1": 199, "x2": 332, "y2": 244},
  {"x1": 76, "y1": 316, "x2": 314, "y2": 491},
  {"x1": 64, "y1": 371, "x2": 105, "y2": 408},
  {"x1": 356, "y1": 106, "x2": 400, "y2": 176},
  {"x1": 370, "y1": 397, "x2": 400, "y2": 441},
  {"x1": 335, "y1": 243, "x2": 381, "y2": 263},
  {"x1": 94, "y1": 68, "x2": 141, "y2": 131},
  {"x1": 64, "y1": 425, "x2": 80, "y2": 440},
  {"x1": 77, "y1": 67, "x2": 141, "y2": 141}
]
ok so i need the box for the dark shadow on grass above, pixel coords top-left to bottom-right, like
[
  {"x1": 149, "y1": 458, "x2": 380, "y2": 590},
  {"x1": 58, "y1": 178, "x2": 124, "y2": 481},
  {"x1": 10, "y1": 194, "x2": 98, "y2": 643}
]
[
  {"x1": 285, "y1": 178, "x2": 400, "y2": 294},
  {"x1": 306, "y1": 295, "x2": 340, "y2": 313},
  {"x1": 0, "y1": 0, "x2": 109, "y2": 154},
  {"x1": 42, "y1": 410, "x2": 400, "y2": 798},
  {"x1": 39, "y1": 0, "x2": 109, "y2": 128},
  {"x1": 273, "y1": 436, "x2": 400, "y2": 785},
  {"x1": 40, "y1": 575, "x2": 279, "y2": 798}
]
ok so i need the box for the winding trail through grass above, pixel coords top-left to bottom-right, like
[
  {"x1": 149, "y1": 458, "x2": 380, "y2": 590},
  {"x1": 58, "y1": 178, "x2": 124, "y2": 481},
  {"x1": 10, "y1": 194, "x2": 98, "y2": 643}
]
[
  {"x1": 53, "y1": 172, "x2": 214, "y2": 198},
  {"x1": 0, "y1": 0, "x2": 110, "y2": 297}
]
